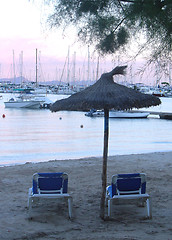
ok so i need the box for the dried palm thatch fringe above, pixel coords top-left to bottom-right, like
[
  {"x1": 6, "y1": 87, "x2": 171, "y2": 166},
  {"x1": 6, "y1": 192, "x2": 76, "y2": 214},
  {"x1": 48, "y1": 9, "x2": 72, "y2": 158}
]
[
  {"x1": 50, "y1": 66, "x2": 161, "y2": 220},
  {"x1": 51, "y1": 66, "x2": 161, "y2": 112}
]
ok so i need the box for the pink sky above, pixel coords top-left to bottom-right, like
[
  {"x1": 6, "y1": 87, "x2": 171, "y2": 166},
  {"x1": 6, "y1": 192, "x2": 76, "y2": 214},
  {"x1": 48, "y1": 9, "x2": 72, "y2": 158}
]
[{"x1": 0, "y1": 0, "x2": 167, "y2": 86}]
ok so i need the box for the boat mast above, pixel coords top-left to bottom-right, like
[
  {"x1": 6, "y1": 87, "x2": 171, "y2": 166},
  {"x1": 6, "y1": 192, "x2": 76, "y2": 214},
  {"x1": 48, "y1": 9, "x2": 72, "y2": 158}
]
[
  {"x1": 36, "y1": 48, "x2": 38, "y2": 87},
  {"x1": 73, "y1": 51, "x2": 76, "y2": 84},
  {"x1": 87, "y1": 45, "x2": 90, "y2": 85},
  {"x1": 67, "y1": 46, "x2": 70, "y2": 85},
  {"x1": 13, "y1": 50, "x2": 16, "y2": 84},
  {"x1": 156, "y1": 60, "x2": 160, "y2": 87},
  {"x1": 20, "y1": 51, "x2": 23, "y2": 86},
  {"x1": 96, "y1": 55, "x2": 100, "y2": 81},
  {"x1": 169, "y1": 62, "x2": 171, "y2": 86}
]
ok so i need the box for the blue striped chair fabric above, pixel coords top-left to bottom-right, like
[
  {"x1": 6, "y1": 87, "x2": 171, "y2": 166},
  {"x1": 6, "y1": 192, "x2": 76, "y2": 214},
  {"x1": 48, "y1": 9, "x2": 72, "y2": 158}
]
[{"x1": 32, "y1": 172, "x2": 68, "y2": 194}]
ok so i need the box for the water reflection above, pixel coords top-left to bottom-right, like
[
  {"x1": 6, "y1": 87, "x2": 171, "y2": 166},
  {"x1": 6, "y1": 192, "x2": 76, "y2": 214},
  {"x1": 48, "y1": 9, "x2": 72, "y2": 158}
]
[{"x1": 0, "y1": 94, "x2": 172, "y2": 165}]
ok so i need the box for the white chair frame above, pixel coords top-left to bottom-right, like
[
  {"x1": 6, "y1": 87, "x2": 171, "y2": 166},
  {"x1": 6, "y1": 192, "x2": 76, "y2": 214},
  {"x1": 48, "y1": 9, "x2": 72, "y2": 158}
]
[
  {"x1": 28, "y1": 173, "x2": 73, "y2": 219},
  {"x1": 106, "y1": 173, "x2": 152, "y2": 219}
]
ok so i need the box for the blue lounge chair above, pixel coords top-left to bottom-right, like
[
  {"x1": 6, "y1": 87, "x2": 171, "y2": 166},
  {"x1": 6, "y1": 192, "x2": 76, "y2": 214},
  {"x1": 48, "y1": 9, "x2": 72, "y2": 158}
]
[
  {"x1": 28, "y1": 172, "x2": 73, "y2": 219},
  {"x1": 106, "y1": 173, "x2": 152, "y2": 219}
]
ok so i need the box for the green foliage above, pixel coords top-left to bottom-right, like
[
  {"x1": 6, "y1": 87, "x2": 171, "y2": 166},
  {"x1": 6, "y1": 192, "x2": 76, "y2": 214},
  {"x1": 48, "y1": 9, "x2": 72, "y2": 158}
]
[
  {"x1": 97, "y1": 27, "x2": 129, "y2": 54},
  {"x1": 47, "y1": 0, "x2": 172, "y2": 60}
]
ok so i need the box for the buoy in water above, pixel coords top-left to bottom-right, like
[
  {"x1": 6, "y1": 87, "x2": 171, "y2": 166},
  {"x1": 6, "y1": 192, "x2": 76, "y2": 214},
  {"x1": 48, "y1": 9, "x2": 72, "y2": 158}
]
[
  {"x1": 80, "y1": 125, "x2": 83, "y2": 128},
  {"x1": 2, "y1": 114, "x2": 5, "y2": 118}
]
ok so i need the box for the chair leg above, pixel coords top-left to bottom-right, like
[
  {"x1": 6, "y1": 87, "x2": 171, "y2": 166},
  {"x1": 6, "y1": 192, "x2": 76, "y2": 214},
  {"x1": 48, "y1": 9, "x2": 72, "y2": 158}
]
[
  {"x1": 108, "y1": 199, "x2": 112, "y2": 217},
  {"x1": 68, "y1": 197, "x2": 73, "y2": 219},
  {"x1": 146, "y1": 197, "x2": 152, "y2": 219},
  {"x1": 28, "y1": 197, "x2": 33, "y2": 219}
]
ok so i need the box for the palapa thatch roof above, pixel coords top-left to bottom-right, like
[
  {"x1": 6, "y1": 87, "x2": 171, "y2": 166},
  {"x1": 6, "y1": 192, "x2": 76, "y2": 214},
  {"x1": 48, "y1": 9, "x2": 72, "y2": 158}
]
[{"x1": 51, "y1": 66, "x2": 161, "y2": 112}]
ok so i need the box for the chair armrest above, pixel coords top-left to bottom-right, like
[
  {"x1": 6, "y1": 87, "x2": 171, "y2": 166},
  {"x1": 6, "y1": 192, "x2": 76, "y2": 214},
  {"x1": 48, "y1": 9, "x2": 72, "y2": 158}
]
[{"x1": 106, "y1": 185, "x2": 112, "y2": 198}]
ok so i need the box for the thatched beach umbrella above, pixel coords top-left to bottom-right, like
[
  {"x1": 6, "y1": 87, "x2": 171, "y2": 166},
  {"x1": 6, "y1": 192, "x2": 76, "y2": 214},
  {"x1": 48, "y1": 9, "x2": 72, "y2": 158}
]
[{"x1": 51, "y1": 66, "x2": 161, "y2": 219}]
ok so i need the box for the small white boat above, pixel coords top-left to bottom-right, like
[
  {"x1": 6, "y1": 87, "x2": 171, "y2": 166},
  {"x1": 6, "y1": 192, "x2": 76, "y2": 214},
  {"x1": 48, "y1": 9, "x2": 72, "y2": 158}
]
[
  {"x1": 109, "y1": 111, "x2": 149, "y2": 118},
  {"x1": 85, "y1": 110, "x2": 104, "y2": 117},
  {"x1": 85, "y1": 109, "x2": 149, "y2": 118},
  {"x1": 4, "y1": 94, "x2": 45, "y2": 109}
]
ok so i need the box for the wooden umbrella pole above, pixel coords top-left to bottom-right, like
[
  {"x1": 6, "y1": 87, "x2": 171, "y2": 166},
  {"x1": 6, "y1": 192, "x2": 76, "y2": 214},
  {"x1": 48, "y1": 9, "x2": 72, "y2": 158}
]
[{"x1": 100, "y1": 108, "x2": 109, "y2": 219}]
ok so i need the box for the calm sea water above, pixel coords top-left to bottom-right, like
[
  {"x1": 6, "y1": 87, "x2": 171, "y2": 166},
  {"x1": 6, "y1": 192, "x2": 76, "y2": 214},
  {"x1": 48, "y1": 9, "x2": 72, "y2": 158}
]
[{"x1": 0, "y1": 93, "x2": 172, "y2": 166}]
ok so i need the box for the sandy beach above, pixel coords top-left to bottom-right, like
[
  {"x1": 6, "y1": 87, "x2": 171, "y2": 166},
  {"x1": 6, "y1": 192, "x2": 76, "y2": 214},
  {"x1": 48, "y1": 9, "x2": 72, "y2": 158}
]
[{"x1": 0, "y1": 151, "x2": 172, "y2": 240}]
